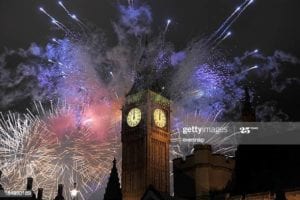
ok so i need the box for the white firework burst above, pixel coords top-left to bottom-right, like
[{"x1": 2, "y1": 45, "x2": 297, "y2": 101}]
[{"x1": 0, "y1": 102, "x2": 121, "y2": 200}]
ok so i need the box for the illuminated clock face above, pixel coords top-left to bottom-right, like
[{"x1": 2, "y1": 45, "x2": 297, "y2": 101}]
[
  {"x1": 127, "y1": 108, "x2": 142, "y2": 127},
  {"x1": 153, "y1": 108, "x2": 167, "y2": 128}
]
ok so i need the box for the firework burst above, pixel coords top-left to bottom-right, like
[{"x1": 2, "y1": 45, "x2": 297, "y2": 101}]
[{"x1": 0, "y1": 102, "x2": 121, "y2": 200}]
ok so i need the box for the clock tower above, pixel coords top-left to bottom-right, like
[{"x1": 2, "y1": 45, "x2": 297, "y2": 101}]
[{"x1": 121, "y1": 87, "x2": 171, "y2": 200}]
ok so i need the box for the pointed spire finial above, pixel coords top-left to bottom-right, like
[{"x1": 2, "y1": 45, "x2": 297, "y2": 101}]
[
  {"x1": 104, "y1": 158, "x2": 122, "y2": 200},
  {"x1": 0, "y1": 170, "x2": 3, "y2": 191}
]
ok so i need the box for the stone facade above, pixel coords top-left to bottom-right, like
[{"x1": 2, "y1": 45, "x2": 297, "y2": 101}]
[
  {"x1": 122, "y1": 90, "x2": 171, "y2": 200},
  {"x1": 173, "y1": 145, "x2": 235, "y2": 200},
  {"x1": 227, "y1": 189, "x2": 300, "y2": 200},
  {"x1": 285, "y1": 189, "x2": 300, "y2": 200}
]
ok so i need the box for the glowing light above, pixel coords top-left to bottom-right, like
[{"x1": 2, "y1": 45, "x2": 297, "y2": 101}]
[
  {"x1": 82, "y1": 118, "x2": 93, "y2": 125},
  {"x1": 246, "y1": 65, "x2": 259, "y2": 72},
  {"x1": 70, "y1": 183, "x2": 79, "y2": 198},
  {"x1": 71, "y1": 14, "x2": 77, "y2": 20},
  {"x1": 240, "y1": 65, "x2": 259, "y2": 74},
  {"x1": 209, "y1": 0, "x2": 254, "y2": 44},
  {"x1": 164, "y1": 18, "x2": 172, "y2": 33},
  {"x1": 57, "y1": 0, "x2": 85, "y2": 27},
  {"x1": 70, "y1": 189, "x2": 78, "y2": 197}
]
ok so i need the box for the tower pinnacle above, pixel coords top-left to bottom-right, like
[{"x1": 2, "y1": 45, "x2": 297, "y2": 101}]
[{"x1": 104, "y1": 158, "x2": 122, "y2": 200}]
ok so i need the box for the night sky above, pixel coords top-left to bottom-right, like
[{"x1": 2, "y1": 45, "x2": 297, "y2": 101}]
[
  {"x1": 1, "y1": 0, "x2": 300, "y2": 120},
  {"x1": 1, "y1": 0, "x2": 300, "y2": 55}
]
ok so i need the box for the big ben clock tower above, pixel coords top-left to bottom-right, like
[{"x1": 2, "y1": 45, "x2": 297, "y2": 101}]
[{"x1": 121, "y1": 84, "x2": 171, "y2": 200}]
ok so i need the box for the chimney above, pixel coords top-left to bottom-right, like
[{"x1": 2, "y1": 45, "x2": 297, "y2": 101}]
[
  {"x1": 0, "y1": 170, "x2": 4, "y2": 191},
  {"x1": 54, "y1": 184, "x2": 65, "y2": 200},
  {"x1": 58, "y1": 184, "x2": 63, "y2": 196},
  {"x1": 26, "y1": 177, "x2": 33, "y2": 191},
  {"x1": 37, "y1": 188, "x2": 43, "y2": 200}
]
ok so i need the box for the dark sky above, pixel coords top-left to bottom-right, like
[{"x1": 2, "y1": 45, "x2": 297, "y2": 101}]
[
  {"x1": 1, "y1": 0, "x2": 300, "y2": 55},
  {"x1": 0, "y1": 0, "x2": 300, "y2": 119}
]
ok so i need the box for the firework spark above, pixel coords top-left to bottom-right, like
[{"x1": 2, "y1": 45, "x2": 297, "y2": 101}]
[
  {"x1": 0, "y1": 102, "x2": 121, "y2": 200},
  {"x1": 208, "y1": 0, "x2": 254, "y2": 45},
  {"x1": 39, "y1": 7, "x2": 69, "y2": 33},
  {"x1": 58, "y1": 1, "x2": 88, "y2": 30},
  {"x1": 164, "y1": 19, "x2": 172, "y2": 33}
]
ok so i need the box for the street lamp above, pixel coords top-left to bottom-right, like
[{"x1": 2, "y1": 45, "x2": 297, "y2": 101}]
[{"x1": 70, "y1": 183, "x2": 78, "y2": 200}]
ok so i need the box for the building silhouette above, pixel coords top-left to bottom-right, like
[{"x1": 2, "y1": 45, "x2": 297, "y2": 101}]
[
  {"x1": 53, "y1": 184, "x2": 65, "y2": 200},
  {"x1": 104, "y1": 158, "x2": 122, "y2": 200},
  {"x1": 0, "y1": 171, "x2": 4, "y2": 192},
  {"x1": 173, "y1": 145, "x2": 235, "y2": 200}
]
